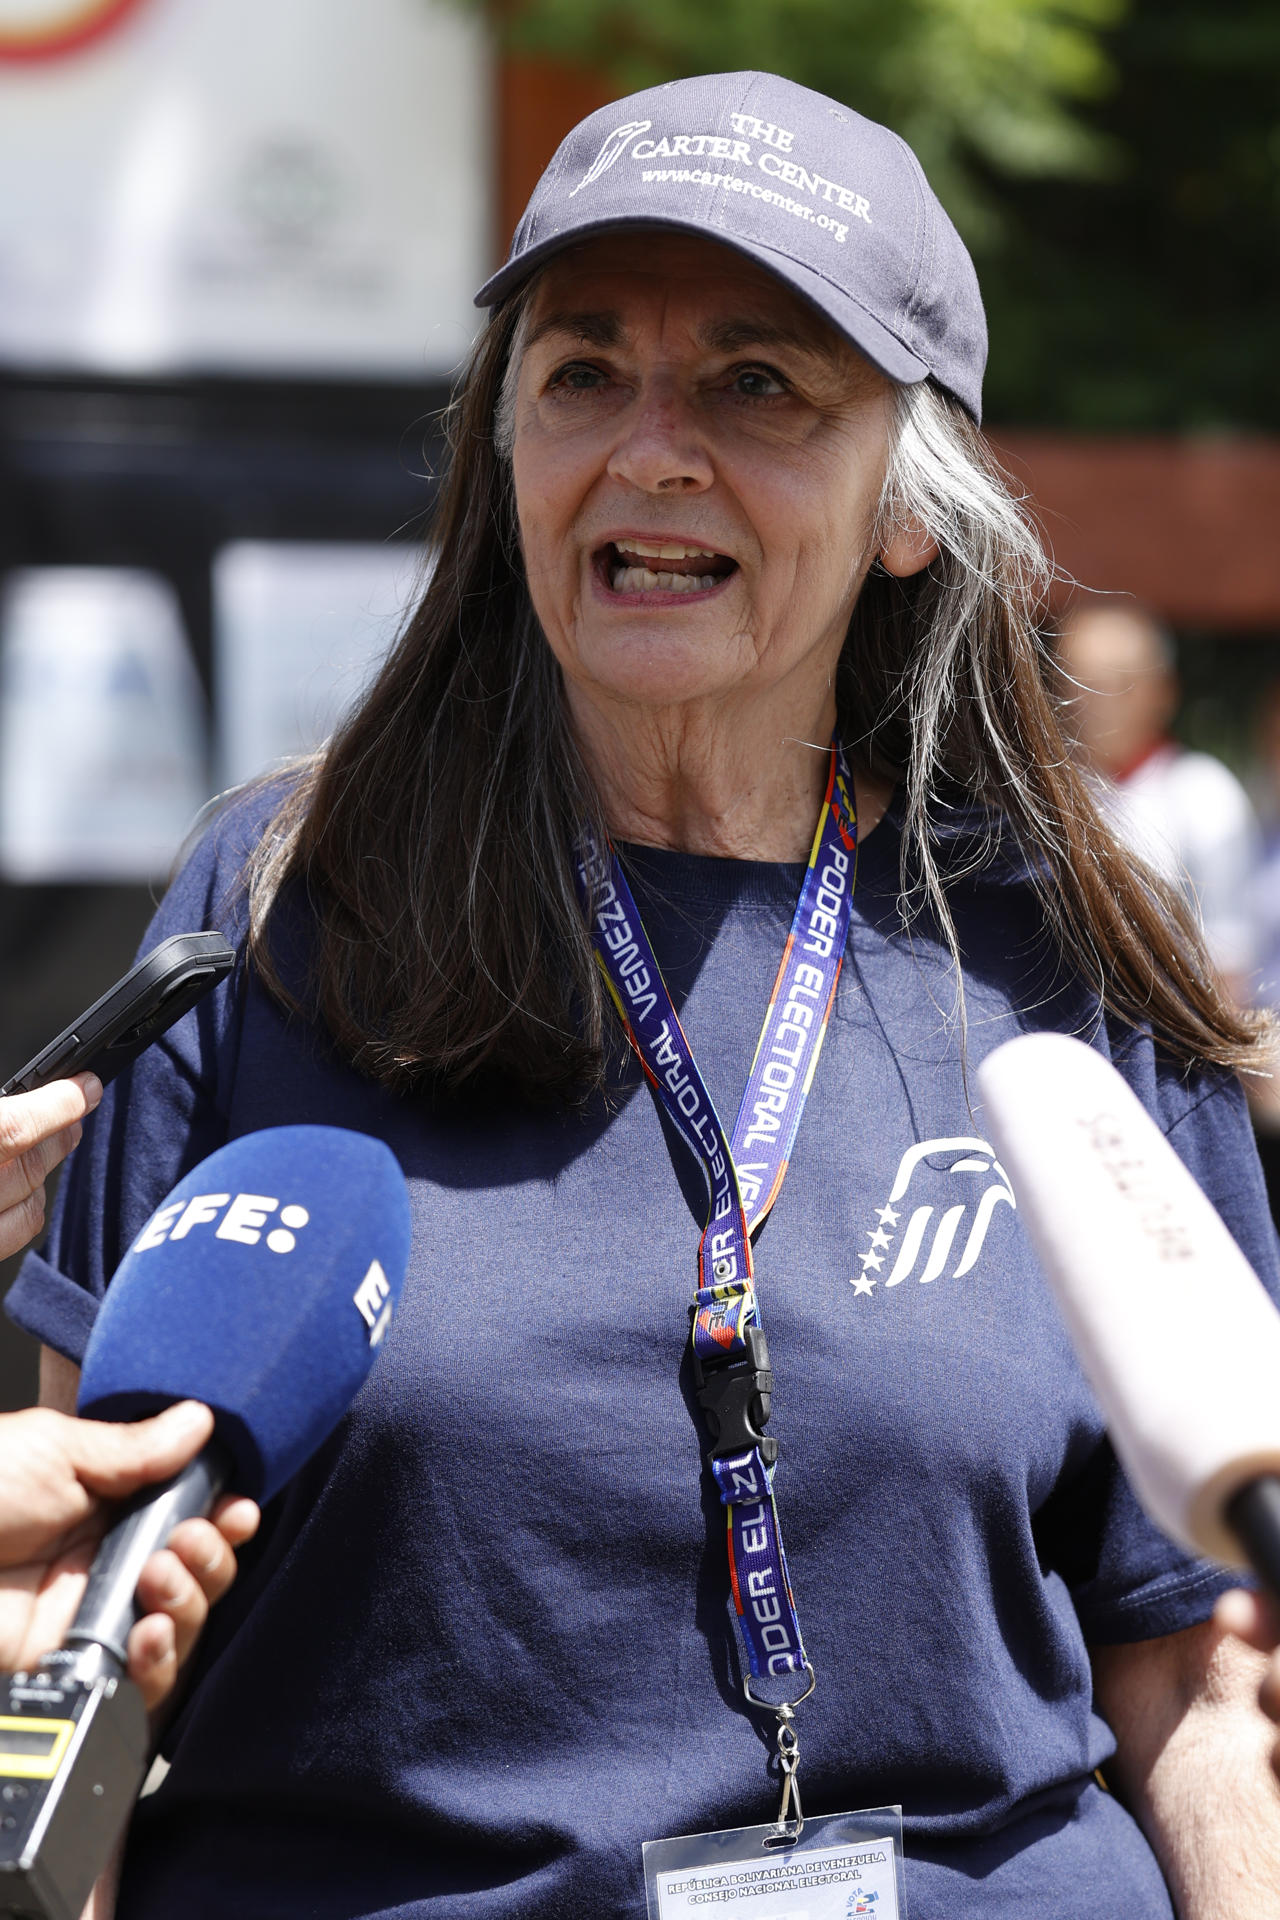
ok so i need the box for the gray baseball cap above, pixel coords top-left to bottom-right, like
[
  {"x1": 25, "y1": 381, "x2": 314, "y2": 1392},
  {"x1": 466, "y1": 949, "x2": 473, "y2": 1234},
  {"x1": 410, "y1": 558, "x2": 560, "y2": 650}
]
[{"x1": 475, "y1": 70, "x2": 987, "y2": 422}]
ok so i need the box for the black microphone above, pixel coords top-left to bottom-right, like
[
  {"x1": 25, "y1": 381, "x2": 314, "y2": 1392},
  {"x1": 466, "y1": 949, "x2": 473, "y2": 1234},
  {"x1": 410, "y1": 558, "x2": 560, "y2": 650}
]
[{"x1": 0, "y1": 1124, "x2": 410, "y2": 1920}]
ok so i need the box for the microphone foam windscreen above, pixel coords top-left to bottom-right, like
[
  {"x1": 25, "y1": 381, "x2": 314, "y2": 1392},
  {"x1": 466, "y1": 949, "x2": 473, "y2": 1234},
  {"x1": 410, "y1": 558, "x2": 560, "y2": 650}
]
[
  {"x1": 978, "y1": 1033, "x2": 1280, "y2": 1567},
  {"x1": 78, "y1": 1126, "x2": 411, "y2": 1502}
]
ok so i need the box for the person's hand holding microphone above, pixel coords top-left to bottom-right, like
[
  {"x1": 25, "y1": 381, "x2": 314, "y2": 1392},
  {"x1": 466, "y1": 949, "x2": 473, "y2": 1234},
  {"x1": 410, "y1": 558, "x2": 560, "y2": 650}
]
[
  {"x1": 0, "y1": 1075, "x2": 259, "y2": 1710},
  {"x1": 0, "y1": 1399, "x2": 258, "y2": 1712}
]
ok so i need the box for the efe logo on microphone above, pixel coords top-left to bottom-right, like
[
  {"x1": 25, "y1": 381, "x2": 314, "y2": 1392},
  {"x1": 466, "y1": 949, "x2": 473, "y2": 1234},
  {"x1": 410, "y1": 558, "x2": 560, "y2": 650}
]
[
  {"x1": 352, "y1": 1261, "x2": 393, "y2": 1346},
  {"x1": 131, "y1": 1186, "x2": 397, "y2": 1345},
  {"x1": 132, "y1": 1191, "x2": 310, "y2": 1255}
]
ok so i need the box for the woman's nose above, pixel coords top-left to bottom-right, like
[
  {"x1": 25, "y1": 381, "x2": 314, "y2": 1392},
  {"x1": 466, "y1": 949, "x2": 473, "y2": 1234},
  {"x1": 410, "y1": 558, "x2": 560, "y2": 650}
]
[{"x1": 605, "y1": 381, "x2": 714, "y2": 494}]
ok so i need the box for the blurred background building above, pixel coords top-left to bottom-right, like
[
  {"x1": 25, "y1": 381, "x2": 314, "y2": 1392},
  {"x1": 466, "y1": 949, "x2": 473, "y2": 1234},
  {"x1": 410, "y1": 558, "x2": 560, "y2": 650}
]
[{"x1": 2, "y1": 0, "x2": 1278, "y2": 1401}]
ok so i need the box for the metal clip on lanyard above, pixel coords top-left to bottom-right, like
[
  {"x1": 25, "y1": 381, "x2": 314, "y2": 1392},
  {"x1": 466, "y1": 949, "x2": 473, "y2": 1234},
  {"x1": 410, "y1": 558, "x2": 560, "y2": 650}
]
[{"x1": 578, "y1": 743, "x2": 858, "y2": 1841}]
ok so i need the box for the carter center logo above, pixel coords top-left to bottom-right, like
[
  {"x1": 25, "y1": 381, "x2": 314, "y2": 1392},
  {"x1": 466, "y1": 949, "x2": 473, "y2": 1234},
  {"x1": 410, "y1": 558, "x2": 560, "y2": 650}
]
[
  {"x1": 851, "y1": 1137, "x2": 1015, "y2": 1297},
  {"x1": 570, "y1": 119, "x2": 652, "y2": 196}
]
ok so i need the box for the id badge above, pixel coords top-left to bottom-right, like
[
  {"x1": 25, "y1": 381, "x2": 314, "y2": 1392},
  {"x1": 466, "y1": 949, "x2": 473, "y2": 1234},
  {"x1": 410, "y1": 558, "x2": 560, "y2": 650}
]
[{"x1": 643, "y1": 1806, "x2": 906, "y2": 1920}]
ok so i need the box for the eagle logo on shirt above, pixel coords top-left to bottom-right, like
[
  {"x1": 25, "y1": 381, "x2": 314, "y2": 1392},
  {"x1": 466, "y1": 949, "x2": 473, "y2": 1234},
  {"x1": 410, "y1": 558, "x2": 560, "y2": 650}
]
[{"x1": 851, "y1": 1136, "x2": 1015, "y2": 1297}]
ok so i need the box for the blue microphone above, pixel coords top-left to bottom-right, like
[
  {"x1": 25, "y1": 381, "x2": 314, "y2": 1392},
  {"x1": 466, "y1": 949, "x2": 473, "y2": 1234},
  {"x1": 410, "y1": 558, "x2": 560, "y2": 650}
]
[
  {"x1": 0, "y1": 1127, "x2": 411, "y2": 1920},
  {"x1": 68, "y1": 1123, "x2": 411, "y2": 1674},
  {"x1": 78, "y1": 1124, "x2": 411, "y2": 1502}
]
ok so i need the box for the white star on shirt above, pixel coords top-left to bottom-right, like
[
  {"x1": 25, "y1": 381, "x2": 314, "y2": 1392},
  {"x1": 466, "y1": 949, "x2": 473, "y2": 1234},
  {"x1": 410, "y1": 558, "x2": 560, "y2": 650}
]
[
  {"x1": 859, "y1": 1248, "x2": 883, "y2": 1272},
  {"x1": 876, "y1": 1204, "x2": 900, "y2": 1228},
  {"x1": 867, "y1": 1227, "x2": 891, "y2": 1251},
  {"x1": 851, "y1": 1273, "x2": 877, "y2": 1297}
]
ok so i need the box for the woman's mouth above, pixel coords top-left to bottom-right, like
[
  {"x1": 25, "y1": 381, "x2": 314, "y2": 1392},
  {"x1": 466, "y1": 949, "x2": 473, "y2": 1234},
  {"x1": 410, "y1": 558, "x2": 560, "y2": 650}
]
[{"x1": 601, "y1": 539, "x2": 737, "y2": 596}]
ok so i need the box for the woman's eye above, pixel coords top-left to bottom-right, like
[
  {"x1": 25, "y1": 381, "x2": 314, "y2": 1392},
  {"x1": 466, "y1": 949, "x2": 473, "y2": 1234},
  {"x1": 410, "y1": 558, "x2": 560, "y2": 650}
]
[
  {"x1": 732, "y1": 365, "x2": 787, "y2": 397},
  {"x1": 549, "y1": 362, "x2": 607, "y2": 392}
]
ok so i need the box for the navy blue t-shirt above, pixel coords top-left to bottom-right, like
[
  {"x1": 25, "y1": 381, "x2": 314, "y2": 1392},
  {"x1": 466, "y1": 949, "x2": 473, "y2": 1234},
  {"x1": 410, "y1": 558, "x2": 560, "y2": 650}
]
[{"x1": 12, "y1": 784, "x2": 1279, "y2": 1919}]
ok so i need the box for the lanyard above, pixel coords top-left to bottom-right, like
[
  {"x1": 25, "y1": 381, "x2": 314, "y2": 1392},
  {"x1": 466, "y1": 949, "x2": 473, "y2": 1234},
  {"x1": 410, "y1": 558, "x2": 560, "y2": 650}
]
[{"x1": 577, "y1": 743, "x2": 857, "y2": 1831}]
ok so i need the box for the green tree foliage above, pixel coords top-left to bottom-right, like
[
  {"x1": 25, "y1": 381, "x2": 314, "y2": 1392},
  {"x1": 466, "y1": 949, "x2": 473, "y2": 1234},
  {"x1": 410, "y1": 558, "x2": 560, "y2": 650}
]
[
  {"x1": 981, "y1": 0, "x2": 1280, "y2": 429},
  {"x1": 474, "y1": 0, "x2": 1280, "y2": 431},
  {"x1": 489, "y1": 0, "x2": 1126, "y2": 239}
]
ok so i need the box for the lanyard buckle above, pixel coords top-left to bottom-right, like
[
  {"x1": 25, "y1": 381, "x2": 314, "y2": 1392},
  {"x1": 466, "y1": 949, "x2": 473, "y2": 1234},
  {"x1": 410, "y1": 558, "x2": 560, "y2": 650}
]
[
  {"x1": 767, "y1": 1704, "x2": 804, "y2": 1844},
  {"x1": 693, "y1": 1323, "x2": 778, "y2": 1465}
]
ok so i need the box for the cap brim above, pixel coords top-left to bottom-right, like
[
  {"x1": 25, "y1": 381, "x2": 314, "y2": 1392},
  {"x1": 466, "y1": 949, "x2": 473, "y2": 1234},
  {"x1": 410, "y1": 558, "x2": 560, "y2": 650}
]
[{"x1": 475, "y1": 217, "x2": 931, "y2": 393}]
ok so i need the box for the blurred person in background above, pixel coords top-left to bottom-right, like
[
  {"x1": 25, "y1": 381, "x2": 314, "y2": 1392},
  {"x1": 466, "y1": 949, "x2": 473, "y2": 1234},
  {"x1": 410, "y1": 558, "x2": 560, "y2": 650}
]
[
  {"x1": 1057, "y1": 601, "x2": 1280, "y2": 1182},
  {"x1": 11, "y1": 68, "x2": 1280, "y2": 1920},
  {"x1": 1242, "y1": 680, "x2": 1280, "y2": 1196},
  {"x1": 1249, "y1": 680, "x2": 1280, "y2": 1009},
  {"x1": 1057, "y1": 596, "x2": 1263, "y2": 1010}
]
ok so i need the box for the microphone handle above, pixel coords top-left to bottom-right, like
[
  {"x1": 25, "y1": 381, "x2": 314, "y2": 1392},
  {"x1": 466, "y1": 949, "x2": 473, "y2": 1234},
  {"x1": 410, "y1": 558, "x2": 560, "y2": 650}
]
[
  {"x1": 64, "y1": 1440, "x2": 230, "y2": 1672},
  {"x1": 1226, "y1": 1475, "x2": 1280, "y2": 1608}
]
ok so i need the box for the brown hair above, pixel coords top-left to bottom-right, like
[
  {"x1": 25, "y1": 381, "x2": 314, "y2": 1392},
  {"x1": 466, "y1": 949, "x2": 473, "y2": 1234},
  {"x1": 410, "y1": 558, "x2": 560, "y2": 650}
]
[{"x1": 244, "y1": 294, "x2": 1266, "y2": 1100}]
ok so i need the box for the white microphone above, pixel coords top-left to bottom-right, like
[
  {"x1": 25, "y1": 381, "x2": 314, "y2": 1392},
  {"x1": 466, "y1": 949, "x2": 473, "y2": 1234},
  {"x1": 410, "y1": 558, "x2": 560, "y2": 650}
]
[{"x1": 977, "y1": 1031, "x2": 1280, "y2": 1593}]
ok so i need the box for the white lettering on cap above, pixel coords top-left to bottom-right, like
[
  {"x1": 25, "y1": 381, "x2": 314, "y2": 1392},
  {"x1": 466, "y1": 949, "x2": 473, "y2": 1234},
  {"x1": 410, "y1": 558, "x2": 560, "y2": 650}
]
[
  {"x1": 569, "y1": 119, "x2": 651, "y2": 196},
  {"x1": 728, "y1": 112, "x2": 795, "y2": 151}
]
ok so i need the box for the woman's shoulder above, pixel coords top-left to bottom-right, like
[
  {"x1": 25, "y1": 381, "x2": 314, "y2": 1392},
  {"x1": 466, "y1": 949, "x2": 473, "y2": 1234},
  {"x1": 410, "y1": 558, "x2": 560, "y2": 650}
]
[
  {"x1": 1104, "y1": 1015, "x2": 1242, "y2": 1139},
  {"x1": 159, "y1": 770, "x2": 305, "y2": 948},
  {"x1": 861, "y1": 793, "x2": 1064, "y2": 988},
  {"x1": 864, "y1": 791, "x2": 1043, "y2": 896},
  {"x1": 1107, "y1": 1017, "x2": 1280, "y2": 1290}
]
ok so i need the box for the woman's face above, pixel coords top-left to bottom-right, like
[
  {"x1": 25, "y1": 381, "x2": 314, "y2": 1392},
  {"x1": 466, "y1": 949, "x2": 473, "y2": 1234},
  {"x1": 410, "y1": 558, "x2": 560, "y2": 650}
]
[{"x1": 509, "y1": 232, "x2": 913, "y2": 726}]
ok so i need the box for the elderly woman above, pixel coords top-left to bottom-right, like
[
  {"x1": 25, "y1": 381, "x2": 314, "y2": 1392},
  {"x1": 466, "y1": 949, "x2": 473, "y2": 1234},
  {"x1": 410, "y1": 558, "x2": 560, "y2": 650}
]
[{"x1": 12, "y1": 69, "x2": 1280, "y2": 1920}]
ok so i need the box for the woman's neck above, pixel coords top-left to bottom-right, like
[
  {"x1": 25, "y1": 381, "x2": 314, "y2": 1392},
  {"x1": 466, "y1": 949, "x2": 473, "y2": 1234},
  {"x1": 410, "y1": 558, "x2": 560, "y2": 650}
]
[{"x1": 570, "y1": 689, "x2": 890, "y2": 861}]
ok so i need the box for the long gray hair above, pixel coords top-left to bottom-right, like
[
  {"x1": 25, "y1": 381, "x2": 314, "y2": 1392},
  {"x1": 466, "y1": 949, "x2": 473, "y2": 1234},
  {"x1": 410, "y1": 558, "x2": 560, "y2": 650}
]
[{"x1": 245, "y1": 285, "x2": 1263, "y2": 1100}]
